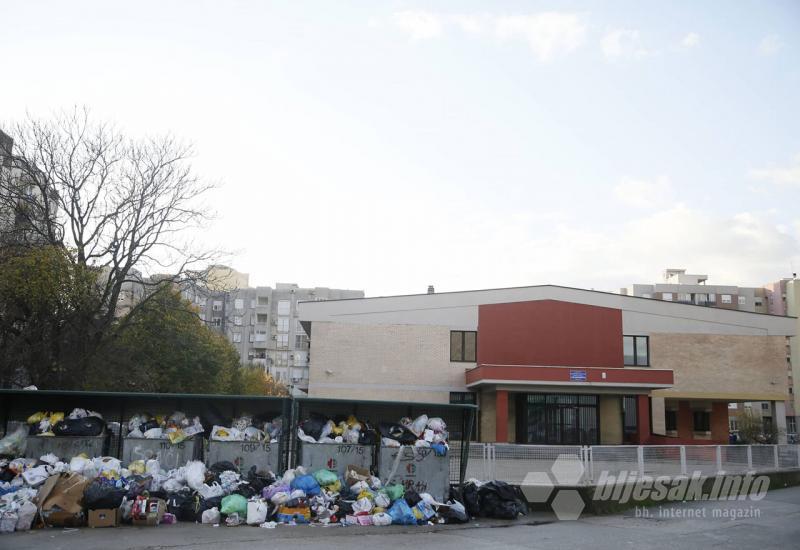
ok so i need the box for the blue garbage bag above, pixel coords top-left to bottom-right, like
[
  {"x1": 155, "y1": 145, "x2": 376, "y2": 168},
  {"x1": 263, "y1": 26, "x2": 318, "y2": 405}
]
[
  {"x1": 431, "y1": 443, "x2": 447, "y2": 456},
  {"x1": 291, "y1": 474, "x2": 321, "y2": 496},
  {"x1": 388, "y1": 498, "x2": 417, "y2": 525}
]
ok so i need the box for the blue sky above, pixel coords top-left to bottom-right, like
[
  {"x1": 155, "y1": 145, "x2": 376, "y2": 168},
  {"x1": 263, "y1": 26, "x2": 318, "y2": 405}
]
[{"x1": 2, "y1": 1, "x2": 799, "y2": 295}]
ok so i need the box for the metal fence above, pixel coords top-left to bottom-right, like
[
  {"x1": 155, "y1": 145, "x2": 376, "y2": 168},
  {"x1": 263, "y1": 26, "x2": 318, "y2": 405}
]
[{"x1": 457, "y1": 443, "x2": 800, "y2": 485}]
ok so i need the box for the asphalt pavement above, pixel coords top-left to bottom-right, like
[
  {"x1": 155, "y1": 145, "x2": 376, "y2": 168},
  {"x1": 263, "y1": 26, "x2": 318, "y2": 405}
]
[{"x1": 4, "y1": 485, "x2": 800, "y2": 550}]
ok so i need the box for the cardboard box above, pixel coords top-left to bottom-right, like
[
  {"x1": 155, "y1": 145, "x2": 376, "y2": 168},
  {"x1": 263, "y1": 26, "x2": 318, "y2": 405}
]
[
  {"x1": 132, "y1": 498, "x2": 166, "y2": 526},
  {"x1": 37, "y1": 473, "x2": 90, "y2": 527},
  {"x1": 88, "y1": 508, "x2": 121, "y2": 528}
]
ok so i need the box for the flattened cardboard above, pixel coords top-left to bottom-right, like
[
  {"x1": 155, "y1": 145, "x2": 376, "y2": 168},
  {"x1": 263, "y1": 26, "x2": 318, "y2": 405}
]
[
  {"x1": 37, "y1": 473, "x2": 90, "y2": 527},
  {"x1": 88, "y1": 508, "x2": 121, "y2": 528}
]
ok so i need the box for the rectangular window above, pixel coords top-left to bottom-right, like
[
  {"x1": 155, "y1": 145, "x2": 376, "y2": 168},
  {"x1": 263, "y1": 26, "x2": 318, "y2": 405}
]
[
  {"x1": 755, "y1": 299, "x2": 763, "y2": 307},
  {"x1": 738, "y1": 296, "x2": 746, "y2": 305},
  {"x1": 277, "y1": 334, "x2": 289, "y2": 348},
  {"x1": 517, "y1": 393, "x2": 599, "y2": 445},
  {"x1": 677, "y1": 293, "x2": 691, "y2": 303},
  {"x1": 787, "y1": 417, "x2": 797, "y2": 434},
  {"x1": 211, "y1": 317, "x2": 222, "y2": 327},
  {"x1": 761, "y1": 402, "x2": 770, "y2": 410},
  {"x1": 450, "y1": 331, "x2": 477, "y2": 362},
  {"x1": 721, "y1": 294, "x2": 732, "y2": 304},
  {"x1": 665, "y1": 410, "x2": 678, "y2": 432},
  {"x1": 449, "y1": 392, "x2": 477, "y2": 405},
  {"x1": 234, "y1": 298, "x2": 244, "y2": 310},
  {"x1": 623, "y1": 336, "x2": 649, "y2": 366},
  {"x1": 256, "y1": 313, "x2": 268, "y2": 324},
  {"x1": 254, "y1": 331, "x2": 267, "y2": 342},
  {"x1": 693, "y1": 411, "x2": 710, "y2": 432},
  {"x1": 212, "y1": 300, "x2": 223, "y2": 311},
  {"x1": 277, "y1": 317, "x2": 289, "y2": 333},
  {"x1": 257, "y1": 296, "x2": 269, "y2": 306},
  {"x1": 232, "y1": 333, "x2": 242, "y2": 343},
  {"x1": 197, "y1": 297, "x2": 207, "y2": 306},
  {"x1": 295, "y1": 334, "x2": 309, "y2": 349},
  {"x1": 233, "y1": 315, "x2": 242, "y2": 326},
  {"x1": 708, "y1": 293, "x2": 716, "y2": 303},
  {"x1": 662, "y1": 293, "x2": 673, "y2": 301},
  {"x1": 277, "y1": 299, "x2": 291, "y2": 315},
  {"x1": 250, "y1": 299, "x2": 256, "y2": 309}
]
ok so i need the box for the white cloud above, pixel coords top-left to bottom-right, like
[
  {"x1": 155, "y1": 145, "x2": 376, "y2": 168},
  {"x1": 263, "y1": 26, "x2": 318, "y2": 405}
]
[
  {"x1": 494, "y1": 13, "x2": 587, "y2": 62},
  {"x1": 750, "y1": 154, "x2": 800, "y2": 187},
  {"x1": 613, "y1": 176, "x2": 672, "y2": 208},
  {"x1": 601, "y1": 29, "x2": 649, "y2": 59},
  {"x1": 758, "y1": 34, "x2": 781, "y2": 55},
  {"x1": 391, "y1": 11, "x2": 443, "y2": 41},
  {"x1": 681, "y1": 32, "x2": 700, "y2": 48},
  {"x1": 451, "y1": 14, "x2": 487, "y2": 34}
]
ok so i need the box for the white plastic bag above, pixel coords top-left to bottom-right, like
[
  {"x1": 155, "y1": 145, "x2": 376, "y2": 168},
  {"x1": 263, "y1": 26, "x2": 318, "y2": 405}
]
[
  {"x1": 410, "y1": 415, "x2": 429, "y2": 436},
  {"x1": 269, "y1": 492, "x2": 289, "y2": 505},
  {"x1": 381, "y1": 437, "x2": 400, "y2": 447},
  {"x1": 15, "y1": 501, "x2": 37, "y2": 531},
  {"x1": 21, "y1": 465, "x2": 49, "y2": 487},
  {"x1": 197, "y1": 482, "x2": 224, "y2": 499},
  {"x1": 297, "y1": 428, "x2": 316, "y2": 444},
  {"x1": 201, "y1": 507, "x2": 220, "y2": 524},
  {"x1": 0, "y1": 426, "x2": 27, "y2": 457},
  {"x1": 145, "y1": 459, "x2": 160, "y2": 475},
  {"x1": 162, "y1": 478, "x2": 184, "y2": 493},
  {"x1": 246, "y1": 500, "x2": 269, "y2": 525},
  {"x1": 374, "y1": 492, "x2": 391, "y2": 508},
  {"x1": 352, "y1": 496, "x2": 373, "y2": 514},
  {"x1": 372, "y1": 512, "x2": 392, "y2": 526},
  {"x1": 427, "y1": 417, "x2": 446, "y2": 433},
  {"x1": 185, "y1": 461, "x2": 207, "y2": 491},
  {"x1": 144, "y1": 427, "x2": 163, "y2": 439},
  {"x1": 415, "y1": 440, "x2": 431, "y2": 448}
]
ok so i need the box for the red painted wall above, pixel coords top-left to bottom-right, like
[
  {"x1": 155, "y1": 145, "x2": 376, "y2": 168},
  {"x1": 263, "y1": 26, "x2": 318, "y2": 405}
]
[
  {"x1": 648, "y1": 401, "x2": 729, "y2": 445},
  {"x1": 477, "y1": 300, "x2": 623, "y2": 368}
]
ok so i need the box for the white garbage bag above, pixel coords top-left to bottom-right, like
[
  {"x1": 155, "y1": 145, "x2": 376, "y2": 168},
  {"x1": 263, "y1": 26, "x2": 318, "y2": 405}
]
[
  {"x1": 185, "y1": 460, "x2": 206, "y2": 491},
  {"x1": 201, "y1": 507, "x2": 220, "y2": 524},
  {"x1": 246, "y1": 500, "x2": 269, "y2": 525}
]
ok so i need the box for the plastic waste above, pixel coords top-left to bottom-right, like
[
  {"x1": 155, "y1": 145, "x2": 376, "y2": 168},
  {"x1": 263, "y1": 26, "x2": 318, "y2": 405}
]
[
  {"x1": 220, "y1": 494, "x2": 248, "y2": 516},
  {"x1": 372, "y1": 511, "x2": 392, "y2": 526},
  {"x1": 0, "y1": 426, "x2": 27, "y2": 457},
  {"x1": 201, "y1": 507, "x2": 220, "y2": 524},
  {"x1": 185, "y1": 461, "x2": 206, "y2": 491},
  {"x1": 246, "y1": 499, "x2": 269, "y2": 525},
  {"x1": 388, "y1": 499, "x2": 417, "y2": 525}
]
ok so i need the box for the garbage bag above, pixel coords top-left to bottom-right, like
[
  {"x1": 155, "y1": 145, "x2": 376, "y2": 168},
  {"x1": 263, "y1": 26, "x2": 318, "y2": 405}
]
[
  {"x1": 388, "y1": 499, "x2": 417, "y2": 525},
  {"x1": 463, "y1": 482, "x2": 481, "y2": 517},
  {"x1": 312, "y1": 469, "x2": 338, "y2": 487},
  {"x1": 139, "y1": 419, "x2": 160, "y2": 432},
  {"x1": 372, "y1": 511, "x2": 392, "y2": 526},
  {"x1": 53, "y1": 416, "x2": 105, "y2": 436},
  {"x1": 166, "y1": 491, "x2": 201, "y2": 522},
  {"x1": 246, "y1": 499, "x2": 269, "y2": 525},
  {"x1": 290, "y1": 474, "x2": 320, "y2": 496},
  {"x1": 197, "y1": 495, "x2": 223, "y2": 521},
  {"x1": 409, "y1": 415, "x2": 429, "y2": 436},
  {"x1": 477, "y1": 481, "x2": 527, "y2": 519},
  {"x1": 202, "y1": 507, "x2": 220, "y2": 524},
  {"x1": 197, "y1": 482, "x2": 224, "y2": 500},
  {"x1": 15, "y1": 501, "x2": 37, "y2": 531},
  {"x1": 427, "y1": 417, "x2": 447, "y2": 433},
  {"x1": 220, "y1": 494, "x2": 248, "y2": 516},
  {"x1": 352, "y1": 496, "x2": 373, "y2": 514},
  {"x1": 209, "y1": 461, "x2": 238, "y2": 475},
  {"x1": 0, "y1": 425, "x2": 27, "y2": 457},
  {"x1": 299, "y1": 416, "x2": 326, "y2": 441},
  {"x1": 84, "y1": 479, "x2": 126, "y2": 509},
  {"x1": 431, "y1": 442, "x2": 448, "y2": 456},
  {"x1": 185, "y1": 460, "x2": 206, "y2": 491},
  {"x1": 442, "y1": 500, "x2": 469, "y2": 523},
  {"x1": 383, "y1": 484, "x2": 404, "y2": 502},
  {"x1": 404, "y1": 489, "x2": 422, "y2": 507},
  {"x1": 378, "y1": 422, "x2": 417, "y2": 445},
  {"x1": 374, "y1": 492, "x2": 391, "y2": 508}
]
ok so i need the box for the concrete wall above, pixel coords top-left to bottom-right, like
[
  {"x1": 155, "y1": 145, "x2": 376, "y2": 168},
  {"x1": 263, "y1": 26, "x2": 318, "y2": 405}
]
[
  {"x1": 307, "y1": 321, "x2": 471, "y2": 403},
  {"x1": 650, "y1": 334, "x2": 788, "y2": 401},
  {"x1": 599, "y1": 395, "x2": 623, "y2": 444}
]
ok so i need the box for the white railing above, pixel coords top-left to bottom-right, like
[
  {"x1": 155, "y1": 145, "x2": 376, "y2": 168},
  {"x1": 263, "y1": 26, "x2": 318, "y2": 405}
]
[{"x1": 457, "y1": 443, "x2": 800, "y2": 485}]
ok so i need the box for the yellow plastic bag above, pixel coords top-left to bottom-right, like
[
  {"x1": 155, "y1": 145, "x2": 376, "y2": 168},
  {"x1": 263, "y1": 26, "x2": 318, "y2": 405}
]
[
  {"x1": 50, "y1": 412, "x2": 65, "y2": 424},
  {"x1": 128, "y1": 460, "x2": 146, "y2": 474},
  {"x1": 168, "y1": 429, "x2": 189, "y2": 445},
  {"x1": 27, "y1": 411, "x2": 46, "y2": 424}
]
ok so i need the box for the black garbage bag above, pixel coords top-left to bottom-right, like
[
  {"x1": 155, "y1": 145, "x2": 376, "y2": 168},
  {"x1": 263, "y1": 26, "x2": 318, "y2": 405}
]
[
  {"x1": 462, "y1": 482, "x2": 481, "y2": 517},
  {"x1": 477, "y1": 481, "x2": 527, "y2": 519},
  {"x1": 139, "y1": 419, "x2": 160, "y2": 433},
  {"x1": 358, "y1": 422, "x2": 377, "y2": 445},
  {"x1": 125, "y1": 476, "x2": 152, "y2": 499},
  {"x1": 166, "y1": 491, "x2": 202, "y2": 522},
  {"x1": 378, "y1": 422, "x2": 418, "y2": 445},
  {"x1": 84, "y1": 480, "x2": 126, "y2": 510},
  {"x1": 338, "y1": 500, "x2": 354, "y2": 516},
  {"x1": 404, "y1": 489, "x2": 422, "y2": 507},
  {"x1": 300, "y1": 415, "x2": 327, "y2": 441},
  {"x1": 197, "y1": 495, "x2": 223, "y2": 521},
  {"x1": 209, "y1": 461, "x2": 238, "y2": 475},
  {"x1": 53, "y1": 416, "x2": 105, "y2": 436},
  {"x1": 245, "y1": 466, "x2": 274, "y2": 495},
  {"x1": 440, "y1": 500, "x2": 469, "y2": 524}
]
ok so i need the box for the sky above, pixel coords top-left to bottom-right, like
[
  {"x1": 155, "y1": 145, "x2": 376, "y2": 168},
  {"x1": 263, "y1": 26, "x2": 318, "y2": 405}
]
[{"x1": 2, "y1": 1, "x2": 799, "y2": 296}]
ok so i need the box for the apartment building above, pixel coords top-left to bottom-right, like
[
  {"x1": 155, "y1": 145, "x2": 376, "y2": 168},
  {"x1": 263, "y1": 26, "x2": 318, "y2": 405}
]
[
  {"x1": 299, "y1": 285, "x2": 795, "y2": 445},
  {"x1": 624, "y1": 269, "x2": 798, "y2": 438},
  {"x1": 183, "y1": 268, "x2": 363, "y2": 392}
]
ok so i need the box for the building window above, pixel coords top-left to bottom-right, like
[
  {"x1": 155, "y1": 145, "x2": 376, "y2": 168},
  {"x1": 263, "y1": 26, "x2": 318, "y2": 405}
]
[
  {"x1": 721, "y1": 294, "x2": 732, "y2": 304},
  {"x1": 211, "y1": 317, "x2": 222, "y2": 327},
  {"x1": 623, "y1": 335, "x2": 649, "y2": 366},
  {"x1": 233, "y1": 315, "x2": 242, "y2": 326},
  {"x1": 232, "y1": 333, "x2": 242, "y2": 343},
  {"x1": 257, "y1": 296, "x2": 269, "y2": 306},
  {"x1": 295, "y1": 334, "x2": 309, "y2": 349},
  {"x1": 708, "y1": 293, "x2": 716, "y2": 303},
  {"x1": 761, "y1": 402, "x2": 770, "y2": 410},
  {"x1": 738, "y1": 296, "x2": 746, "y2": 306},
  {"x1": 729, "y1": 418, "x2": 739, "y2": 431},
  {"x1": 787, "y1": 417, "x2": 797, "y2": 434},
  {"x1": 517, "y1": 393, "x2": 599, "y2": 445},
  {"x1": 449, "y1": 392, "x2": 477, "y2": 405},
  {"x1": 450, "y1": 331, "x2": 477, "y2": 362},
  {"x1": 250, "y1": 299, "x2": 256, "y2": 309},
  {"x1": 662, "y1": 293, "x2": 673, "y2": 301},
  {"x1": 755, "y1": 298, "x2": 763, "y2": 307},
  {"x1": 254, "y1": 330, "x2": 267, "y2": 342},
  {"x1": 677, "y1": 293, "x2": 691, "y2": 303},
  {"x1": 665, "y1": 409, "x2": 678, "y2": 432},
  {"x1": 234, "y1": 298, "x2": 244, "y2": 310},
  {"x1": 212, "y1": 300, "x2": 223, "y2": 311},
  {"x1": 277, "y1": 334, "x2": 289, "y2": 348},
  {"x1": 693, "y1": 411, "x2": 710, "y2": 432},
  {"x1": 277, "y1": 299, "x2": 291, "y2": 315},
  {"x1": 256, "y1": 313, "x2": 268, "y2": 324},
  {"x1": 277, "y1": 317, "x2": 289, "y2": 333}
]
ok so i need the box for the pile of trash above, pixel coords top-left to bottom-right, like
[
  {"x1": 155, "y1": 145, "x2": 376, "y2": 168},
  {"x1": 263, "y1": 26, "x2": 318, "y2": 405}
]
[
  {"x1": 26, "y1": 409, "x2": 105, "y2": 437},
  {"x1": 297, "y1": 414, "x2": 449, "y2": 455},
  {"x1": 210, "y1": 415, "x2": 282, "y2": 443},
  {"x1": 126, "y1": 412, "x2": 204, "y2": 445}
]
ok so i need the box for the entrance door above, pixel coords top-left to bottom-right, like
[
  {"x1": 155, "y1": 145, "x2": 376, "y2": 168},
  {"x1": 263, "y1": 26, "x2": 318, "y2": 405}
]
[{"x1": 519, "y1": 393, "x2": 599, "y2": 445}]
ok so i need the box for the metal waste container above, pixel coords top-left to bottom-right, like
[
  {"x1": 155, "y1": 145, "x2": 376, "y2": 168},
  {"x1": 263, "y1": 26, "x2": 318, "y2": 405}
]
[
  {"x1": 24, "y1": 434, "x2": 108, "y2": 460},
  {"x1": 205, "y1": 439, "x2": 281, "y2": 475},
  {"x1": 299, "y1": 442, "x2": 373, "y2": 477},
  {"x1": 379, "y1": 445, "x2": 450, "y2": 501},
  {"x1": 122, "y1": 436, "x2": 200, "y2": 469}
]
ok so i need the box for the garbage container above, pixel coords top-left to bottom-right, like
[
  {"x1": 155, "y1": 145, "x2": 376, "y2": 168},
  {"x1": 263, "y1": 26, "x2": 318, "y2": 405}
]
[
  {"x1": 205, "y1": 439, "x2": 281, "y2": 475},
  {"x1": 299, "y1": 442, "x2": 373, "y2": 477},
  {"x1": 379, "y1": 445, "x2": 450, "y2": 502},
  {"x1": 122, "y1": 436, "x2": 200, "y2": 469},
  {"x1": 24, "y1": 433, "x2": 108, "y2": 460}
]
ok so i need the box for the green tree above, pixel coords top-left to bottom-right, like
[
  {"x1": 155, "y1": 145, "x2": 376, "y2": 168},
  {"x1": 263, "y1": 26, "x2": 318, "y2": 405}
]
[
  {"x1": 735, "y1": 408, "x2": 783, "y2": 444},
  {"x1": 232, "y1": 363, "x2": 290, "y2": 396}
]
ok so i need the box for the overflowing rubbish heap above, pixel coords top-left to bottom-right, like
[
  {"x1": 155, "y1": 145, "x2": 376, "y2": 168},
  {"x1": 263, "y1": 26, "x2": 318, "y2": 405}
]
[{"x1": 0, "y1": 407, "x2": 524, "y2": 534}]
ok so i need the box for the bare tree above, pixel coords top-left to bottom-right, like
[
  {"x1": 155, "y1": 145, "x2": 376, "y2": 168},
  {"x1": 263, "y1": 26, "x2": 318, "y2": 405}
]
[{"x1": 0, "y1": 108, "x2": 222, "y2": 383}]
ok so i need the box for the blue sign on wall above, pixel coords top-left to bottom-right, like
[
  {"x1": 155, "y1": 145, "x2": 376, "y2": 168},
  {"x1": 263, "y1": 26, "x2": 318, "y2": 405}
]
[{"x1": 569, "y1": 369, "x2": 587, "y2": 381}]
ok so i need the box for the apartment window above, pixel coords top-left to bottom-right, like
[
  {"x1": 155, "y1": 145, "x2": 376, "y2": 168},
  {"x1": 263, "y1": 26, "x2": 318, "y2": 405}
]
[
  {"x1": 708, "y1": 293, "x2": 716, "y2": 302},
  {"x1": 450, "y1": 331, "x2": 477, "y2": 362},
  {"x1": 196, "y1": 297, "x2": 207, "y2": 306},
  {"x1": 254, "y1": 330, "x2": 267, "y2": 342},
  {"x1": 295, "y1": 334, "x2": 309, "y2": 349},
  {"x1": 623, "y1": 335, "x2": 649, "y2": 366},
  {"x1": 729, "y1": 418, "x2": 739, "y2": 431},
  {"x1": 212, "y1": 300, "x2": 223, "y2": 311},
  {"x1": 695, "y1": 293, "x2": 708, "y2": 304},
  {"x1": 788, "y1": 417, "x2": 797, "y2": 434},
  {"x1": 234, "y1": 299, "x2": 244, "y2": 310},
  {"x1": 761, "y1": 402, "x2": 770, "y2": 411},
  {"x1": 738, "y1": 296, "x2": 746, "y2": 306},
  {"x1": 728, "y1": 403, "x2": 738, "y2": 409},
  {"x1": 234, "y1": 315, "x2": 243, "y2": 326},
  {"x1": 296, "y1": 321, "x2": 306, "y2": 334},
  {"x1": 677, "y1": 293, "x2": 691, "y2": 303},
  {"x1": 662, "y1": 293, "x2": 673, "y2": 301},
  {"x1": 250, "y1": 299, "x2": 256, "y2": 309},
  {"x1": 665, "y1": 410, "x2": 678, "y2": 432},
  {"x1": 755, "y1": 298, "x2": 764, "y2": 307},
  {"x1": 257, "y1": 296, "x2": 269, "y2": 306},
  {"x1": 211, "y1": 317, "x2": 222, "y2": 327},
  {"x1": 277, "y1": 334, "x2": 289, "y2": 348},
  {"x1": 721, "y1": 294, "x2": 732, "y2": 304},
  {"x1": 693, "y1": 411, "x2": 710, "y2": 432},
  {"x1": 256, "y1": 313, "x2": 268, "y2": 324},
  {"x1": 232, "y1": 333, "x2": 242, "y2": 343},
  {"x1": 277, "y1": 351, "x2": 289, "y2": 366},
  {"x1": 449, "y1": 392, "x2": 477, "y2": 405},
  {"x1": 277, "y1": 299, "x2": 291, "y2": 315},
  {"x1": 277, "y1": 317, "x2": 289, "y2": 333}
]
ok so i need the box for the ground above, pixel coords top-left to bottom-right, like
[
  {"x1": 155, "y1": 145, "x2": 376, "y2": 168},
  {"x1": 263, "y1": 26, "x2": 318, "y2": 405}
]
[{"x1": 5, "y1": 485, "x2": 800, "y2": 549}]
